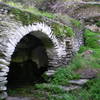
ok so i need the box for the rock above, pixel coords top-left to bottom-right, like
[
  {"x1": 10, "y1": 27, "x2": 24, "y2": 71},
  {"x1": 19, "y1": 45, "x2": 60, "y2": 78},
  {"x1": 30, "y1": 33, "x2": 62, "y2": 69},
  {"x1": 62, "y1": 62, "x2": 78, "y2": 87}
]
[
  {"x1": 6, "y1": 97, "x2": 45, "y2": 100},
  {"x1": 0, "y1": 80, "x2": 7, "y2": 86},
  {"x1": 45, "y1": 70, "x2": 55, "y2": 77},
  {"x1": 6, "y1": 97, "x2": 32, "y2": 100},
  {"x1": 81, "y1": 50, "x2": 93, "y2": 57},
  {"x1": 0, "y1": 59, "x2": 9, "y2": 66},
  {"x1": 0, "y1": 77, "x2": 7, "y2": 82},
  {"x1": 0, "y1": 85, "x2": 7, "y2": 91},
  {"x1": 85, "y1": 25, "x2": 100, "y2": 32},
  {"x1": 76, "y1": 68, "x2": 98, "y2": 79},
  {"x1": 62, "y1": 85, "x2": 81, "y2": 91},
  {"x1": 68, "y1": 79, "x2": 89, "y2": 85},
  {"x1": 0, "y1": 72, "x2": 7, "y2": 76},
  {"x1": 0, "y1": 92, "x2": 7, "y2": 99}
]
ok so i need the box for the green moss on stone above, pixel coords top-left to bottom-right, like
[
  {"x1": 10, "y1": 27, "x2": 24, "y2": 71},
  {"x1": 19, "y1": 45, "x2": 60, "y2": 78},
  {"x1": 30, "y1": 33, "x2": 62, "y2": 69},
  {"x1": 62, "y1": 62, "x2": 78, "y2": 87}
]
[
  {"x1": 10, "y1": 8, "x2": 43, "y2": 25},
  {"x1": 51, "y1": 23, "x2": 75, "y2": 37},
  {"x1": 71, "y1": 19, "x2": 81, "y2": 28}
]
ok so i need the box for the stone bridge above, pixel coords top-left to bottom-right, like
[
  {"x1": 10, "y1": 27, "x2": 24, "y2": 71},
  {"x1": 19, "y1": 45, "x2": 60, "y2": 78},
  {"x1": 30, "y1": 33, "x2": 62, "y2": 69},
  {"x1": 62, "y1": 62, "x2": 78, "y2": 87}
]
[{"x1": 0, "y1": 2, "x2": 84, "y2": 99}]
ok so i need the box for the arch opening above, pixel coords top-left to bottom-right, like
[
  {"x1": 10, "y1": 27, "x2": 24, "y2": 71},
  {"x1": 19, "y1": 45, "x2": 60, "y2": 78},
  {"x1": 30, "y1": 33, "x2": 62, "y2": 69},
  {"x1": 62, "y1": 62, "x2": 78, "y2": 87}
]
[{"x1": 7, "y1": 33, "x2": 49, "y2": 88}]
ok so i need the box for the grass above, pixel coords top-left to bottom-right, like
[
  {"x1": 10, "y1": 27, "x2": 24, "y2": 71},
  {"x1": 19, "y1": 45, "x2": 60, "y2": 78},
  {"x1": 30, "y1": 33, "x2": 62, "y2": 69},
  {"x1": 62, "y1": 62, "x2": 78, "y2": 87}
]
[{"x1": 84, "y1": 29, "x2": 100, "y2": 49}]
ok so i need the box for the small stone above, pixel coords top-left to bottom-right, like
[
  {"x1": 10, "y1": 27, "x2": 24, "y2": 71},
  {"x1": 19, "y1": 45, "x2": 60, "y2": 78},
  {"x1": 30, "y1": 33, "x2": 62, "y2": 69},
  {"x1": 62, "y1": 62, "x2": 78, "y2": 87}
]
[
  {"x1": 0, "y1": 85, "x2": 7, "y2": 90},
  {"x1": 0, "y1": 72, "x2": 7, "y2": 76},
  {"x1": 68, "y1": 79, "x2": 89, "y2": 85},
  {"x1": 6, "y1": 97, "x2": 38, "y2": 100},
  {"x1": 0, "y1": 80, "x2": 7, "y2": 86},
  {"x1": 76, "y1": 68, "x2": 98, "y2": 79},
  {"x1": 0, "y1": 59, "x2": 9, "y2": 66},
  {"x1": 81, "y1": 50, "x2": 93, "y2": 57},
  {"x1": 62, "y1": 85, "x2": 81, "y2": 91},
  {"x1": 0, "y1": 92, "x2": 7, "y2": 99},
  {"x1": 45, "y1": 70, "x2": 55, "y2": 77},
  {"x1": 0, "y1": 77, "x2": 7, "y2": 82}
]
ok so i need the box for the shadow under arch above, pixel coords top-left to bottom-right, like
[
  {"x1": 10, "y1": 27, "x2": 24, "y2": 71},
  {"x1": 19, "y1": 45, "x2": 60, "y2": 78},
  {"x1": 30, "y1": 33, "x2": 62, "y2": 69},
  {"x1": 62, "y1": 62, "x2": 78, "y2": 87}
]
[{"x1": 7, "y1": 31, "x2": 53, "y2": 88}]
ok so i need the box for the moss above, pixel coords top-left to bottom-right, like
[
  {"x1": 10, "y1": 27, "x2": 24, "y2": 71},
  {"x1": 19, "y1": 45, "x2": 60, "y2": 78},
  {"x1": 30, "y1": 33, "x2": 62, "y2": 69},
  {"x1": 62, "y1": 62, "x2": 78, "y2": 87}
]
[
  {"x1": 9, "y1": 8, "x2": 43, "y2": 25},
  {"x1": 51, "y1": 23, "x2": 75, "y2": 37},
  {"x1": 71, "y1": 19, "x2": 81, "y2": 28},
  {"x1": 9, "y1": 7, "x2": 75, "y2": 37}
]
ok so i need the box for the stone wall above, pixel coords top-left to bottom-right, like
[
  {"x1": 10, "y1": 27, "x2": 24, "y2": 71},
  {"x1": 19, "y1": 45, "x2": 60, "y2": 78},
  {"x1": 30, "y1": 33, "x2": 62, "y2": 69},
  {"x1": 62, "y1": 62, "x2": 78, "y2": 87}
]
[{"x1": 0, "y1": 2, "x2": 83, "y2": 99}]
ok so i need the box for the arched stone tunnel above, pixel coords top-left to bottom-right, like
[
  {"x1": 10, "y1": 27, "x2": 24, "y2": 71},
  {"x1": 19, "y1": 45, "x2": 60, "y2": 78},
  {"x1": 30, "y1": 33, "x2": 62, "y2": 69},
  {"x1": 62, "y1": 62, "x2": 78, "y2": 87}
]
[
  {"x1": 0, "y1": 2, "x2": 85, "y2": 99},
  {"x1": 0, "y1": 22, "x2": 72, "y2": 99}
]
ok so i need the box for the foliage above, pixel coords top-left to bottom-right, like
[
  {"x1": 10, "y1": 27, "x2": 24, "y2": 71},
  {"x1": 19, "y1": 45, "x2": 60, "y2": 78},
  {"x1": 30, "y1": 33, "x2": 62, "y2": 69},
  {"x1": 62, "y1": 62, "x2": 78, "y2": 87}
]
[
  {"x1": 71, "y1": 19, "x2": 81, "y2": 28},
  {"x1": 52, "y1": 23, "x2": 75, "y2": 37},
  {"x1": 88, "y1": 78, "x2": 100, "y2": 100},
  {"x1": 35, "y1": 83, "x2": 65, "y2": 94},
  {"x1": 50, "y1": 66, "x2": 80, "y2": 85},
  {"x1": 96, "y1": 21, "x2": 100, "y2": 27},
  {"x1": 84, "y1": 29, "x2": 100, "y2": 49}
]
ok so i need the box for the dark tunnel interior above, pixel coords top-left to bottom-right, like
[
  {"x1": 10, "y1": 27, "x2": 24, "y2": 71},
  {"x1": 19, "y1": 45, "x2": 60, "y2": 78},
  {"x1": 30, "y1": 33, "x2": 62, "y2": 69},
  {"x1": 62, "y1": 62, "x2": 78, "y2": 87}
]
[{"x1": 7, "y1": 33, "x2": 48, "y2": 88}]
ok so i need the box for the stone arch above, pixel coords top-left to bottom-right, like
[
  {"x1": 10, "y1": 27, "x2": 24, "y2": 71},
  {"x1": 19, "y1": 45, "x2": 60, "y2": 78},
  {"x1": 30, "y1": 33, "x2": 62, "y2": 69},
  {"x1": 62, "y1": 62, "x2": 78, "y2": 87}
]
[{"x1": 0, "y1": 22, "x2": 61, "y2": 99}]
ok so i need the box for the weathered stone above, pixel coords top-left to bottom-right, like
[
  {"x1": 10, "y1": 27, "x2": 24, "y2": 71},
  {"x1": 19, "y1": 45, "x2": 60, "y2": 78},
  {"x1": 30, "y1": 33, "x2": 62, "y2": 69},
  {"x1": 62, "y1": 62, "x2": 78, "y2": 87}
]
[
  {"x1": 6, "y1": 97, "x2": 43, "y2": 100},
  {"x1": 0, "y1": 86, "x2": 7, "y2": 91},
  {"x1": 81, "y1": 50, "x2": 93, "y2": 57},
  {"x1": 61, "y1": 85, "x2": 81, "y2": 91},
  {"x1": 45, "y1": 70, "x2": 55, "y2": 77},
  {"x1": 0, "y1": 59, "x2": 9, "y2": 66},
  {"x1": 68, "y1": 79, "x2": 89, "y2": 85},
  {"x1": 0, "y1": 72, "x2": 7, "y2": 76},
  {"x1": 76, "y1": 68, "x2": 98, "y2": 79},
  {"x1": 0, "y1": 67, "x2": 9, "y2": 73},
  {"x1": 0, "y1": 92, "x2": 7, "y2": 99},
  {"x1": 0, "y1": 77, "x2": 7, "y2": 82},
  {"x1": 0, "y1": 81, "x2": 7, "y2": 86}
]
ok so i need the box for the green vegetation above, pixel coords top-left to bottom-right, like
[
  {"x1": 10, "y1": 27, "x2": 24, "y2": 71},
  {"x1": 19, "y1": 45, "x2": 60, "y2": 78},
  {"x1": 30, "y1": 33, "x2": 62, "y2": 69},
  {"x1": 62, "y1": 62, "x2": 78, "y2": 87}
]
[
  {"x1": 0, "y1": 1, "x2": 75, "y2": 37},
  {"x1": 71, "y1": 19, "x2": 81, "y2": 28},
  {"x1": 34, "y1": 29, "x2": 100, "y2": 100},
  {"x1": 84, "y1": 29, "x2": 100, "y2": 48},
  {"x1": 52, "y1": 23, "x2": 75, "y2": 37},
  {"x1": 1, "y1": 0, "x2": 82, "y2": 37},
  {"x1": 5, "y1": 1, "x2": 56, "y2": 19},
  {"x1": 96, "y1": 21, "x2": 100, "y2": 27},
  {"x1": 49, "y1": 65, "x2": 80, "y2": 85},
  {"x1": 10, "y1": 8, "x2": 43, "y2": 25}
]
